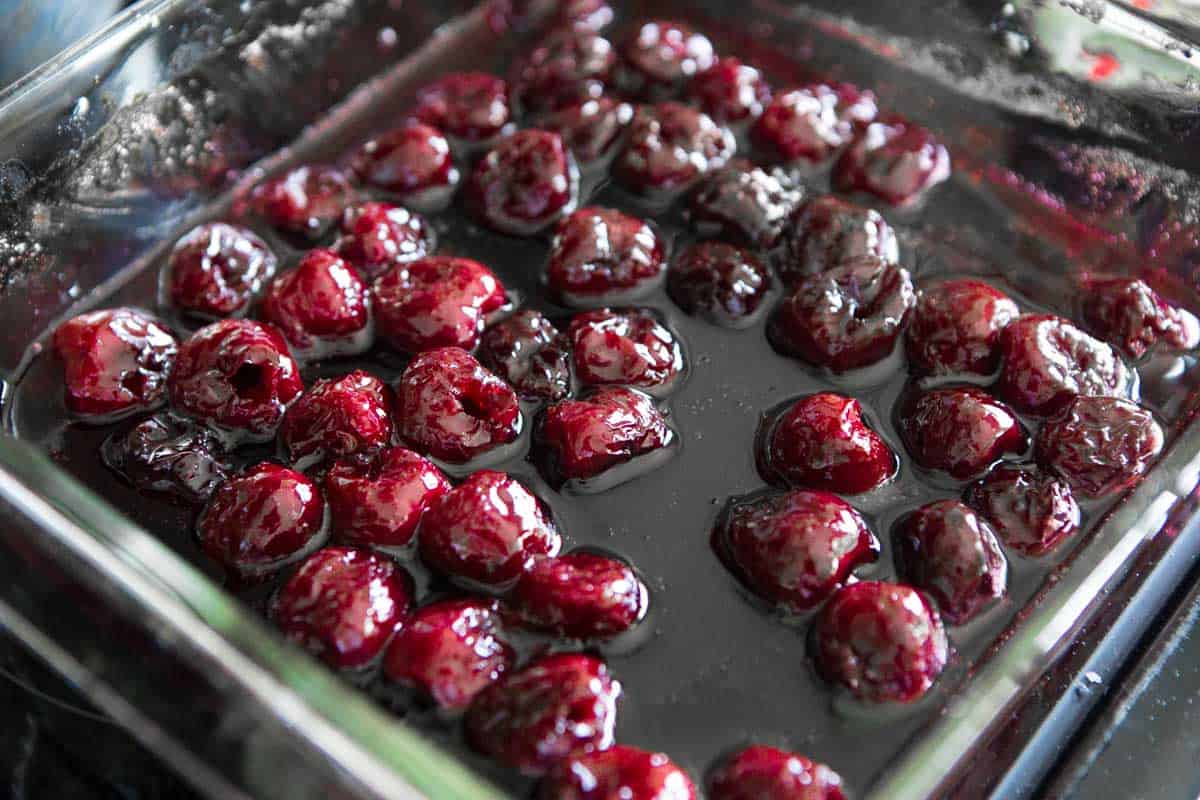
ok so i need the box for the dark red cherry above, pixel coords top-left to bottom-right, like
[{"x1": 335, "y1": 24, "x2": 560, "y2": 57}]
[
  {"x1": 547, "y1": 206, "x2": 666, "y2": 305},
  {"x1": 278, "y1": 371, "x2": 395, "y2": 470},
  {"x1": 964, "y1": 464, "x2": 1080, "y2": 557},
  {"x1": 334, "y1": 201, "x2": 434, "y2": 278},
  {"x1": 510, "y1": 27, "x2": 616, "y2": 114},
  {"x1": 753, "y1": 83, "x2": 877, "y2": 166},
  {"x1": 510, "y1": 552, "x2": 648, "y2": 639},
  {"x1": 478, "y1": 310, "x2": 572, "y2": 402},
  {"x1": 53, "y1": 308, "x2": 177, "y2": 422},
  {"x1": 465, "y1": 653, "x2": 620, "y2": 775},
  {"x1": 372, "y1": 256, "x2": 507, "y2": 353},
  {"x1": 773, "y1": 195, "x2": 899, "y2": 286},
  {"x1": 466, "y1": 129, "x2": 580, "y2": 235},
  {"x1": 811, "y1": 581, "x2": 949, "y2": 703},
  {"x1": 686, "y1": 160, "x2": 803, "y2": 250},
  {"x1": 618, "y1": 20, "x2": 715, "y2": 100},
  {"x1": 833, "y1": 117, "x2": 950, "y2": 206},
  {"x1": 350, "y1": 123, "x2": 459, "y2": 210},
  {"x1": 168, "y1": 319, "x2": 303, "y2": 444},
  {"x1": 197, "y1": 462, "x2": 328, "y2": 579},
  {"x1": 757, "y1": 393, "x2": 895, "y2": 494},
  {"x1": 270, "y1": 547, "x2": 411, "y2": 670},
  {"x1": 383, "y1": 598, "x2": 514, "y2": 710},
  {"x1": 906, "y1": 280, "x2": 1019, "y2": 376},
  {"x1": 995, "y1": 314, "x2": 1130, "y2": 416},
  {"x1": 324, "y1": 447, "x2": 450, "y2": 550},
  {"x1": 540, "y1": 745, "x2": 696, "y2": 800},
  {"x1": 614, "y1": 103, "x2": 735, "y2": 197},
  {"x1": 166, "y1": 223, "x2": 277, "y2": 319},
  {"x1": 249, "y1": 164, "x2": 355, "y2": 238},
  {"x1": 714, "y1": 490, "x2": 879, "y2": 613},
  {"x1": 101, "y1": 415, "x2": 231, "y2": 505},
  {"x1": 259, "y1": 249, "x2": 372, "y2": 359},
  {"x1": 568, "y1": 308, "x2": 684, "y2": 395},
  {"x1": 707, "y1": 745, "x2": 846, "y2": 800},
  {"x1": 688, "y1": 57, "x2": 771, "y2": 124},
  {"x1": 414, "y1": 72, "x2": 513, "y2": 144},
  {"x1": 896, "y1": 387, "x2": 1026, "y2": 480},
  {"x1": 535, "y1": 97, "x2": 635, "y2": 165},
  {"x1": 1035, "y1": 396, "x2": 1164, "y2": 498},
  {"x1": 770, "y1": 256, "x2": 915, "y2": 373},
  {"x1": 1082, "y1": 277, "x2": 1199, "y2": 360},
  {"x1": 668, "y1": 241, "x2": 772, "y2": 328}
]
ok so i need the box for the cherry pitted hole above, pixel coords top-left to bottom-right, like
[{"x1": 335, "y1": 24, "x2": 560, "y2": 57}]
[
  {"x1": 905, "y1": 279, "x2": 1020, "y2": 377},
  {"x1": 466, "y1": 129, "x2": 580, "y2": 236},
  {"x1": 614, "y1": 103, "x2": 736, "y2": 198},
  {"x1": 536, "y1": 386, "x2": 675, "y2": 486},
  {"x1": 53, "y1": 308, "x2": 178, "y2": 422},
  {"x1": 270, "y1": 546, "x2": 412, "y2": 671},
  {"x1": 166, "y1": 222, "x2": 277, "y2": 320},
  {"x1": 510, "y1": 27, "x2": 616, "y2": 115},
  {"x1": 667, "y1": 241, "x2": 772, "y2": 328},
  {"x1": 418, "y1": 470, "x2": 561, "y2": 590},
  {"x1": 464, "y1": 652, "x2": 620, "y2": 775},
  {"x1": 568, "y1": 307, "x2": 684, "y2": 395},
  {"x1": 752, "y1": 83, "x2": 878, "y2": 166},
  {"x1": 278, "y1": 371, "x2": 395, "y2": 471},
  {"x1": 833, "y1": 117, "x2": 951, "y2": 207},
  {"x1": 535, "y1": 97, "x2": 635, "y2": 166},
  {"x1": 414, "y1": 72, "x2": 514, "y2": 145},
  {"x1": 249, "y1": 164, "x2": 356, "y2": 239},
  {"x1": 478, "y1": 309, "x2": 573, "y2": 402},
  {"x1": 539, "y1": 745, "x2": 697, "y2": 800},
  {"x1": 197, "y1": 462, "x2": 328, "y2": 580},
  {"x1": 167, "y1": 319, "x2": 303, "y2": 444},
  {"x1": 964, "y1": 463, "x2": 1081, "y2": 557},
  {"x1": 350, "y1": 123, "x2": 460, "y2": 211},
  {"x1": 334, "y1": 202, "x2": 434, "y2": 279},
  {"x1": 893, "y1": 500, "x2": 1008, "y2": 625},
  {"x1": 686, "y1": 160, "x2": 803, "y2": 250},
  {"x1": 510, "y1": 552, "x2": 648, "y2": 639},
  {"x1": 383, "y1": 597, "x2": 515, "y2": 710},
  {"x1": 259, "y1": 249, "x2": 372, "y2": 359},
  {"x1": 769, "y1": 256, "x2": 916, "y2": 373},
  {"x1": 895, "y1": 387, "x2": 1027, "y2": 480},
  {"x1": 811, "y1": 580, "x2": 949, "y2": 704},
  {"x1": 707, "y1": 745, "x2": 847, "y2": 800},
  {"x1": 995, "y1": 314, "x2": 1131, "y2": 416},
  {"x1": 1082, "y1": 277, "x2": 1200, "y2": 360},
  {"x1": 1034, "y1": 396, "x2": 1164, "y2": 498},
  {"x1": 688, "y1": 57, "x2": 771, "y2": 125},
  {"x1": 101, "y1": 414, "x2": 232, "y2": 505},
  {"x1": 372, "y1": 256, "x2": 507, "y2": 353},
  {"x1": 546, "y1": 206, "x2": 666, "y2": 306},
  {"x1": 324, "y1": 447, "x2": 450, "y2": 550},
  {"x1": 756, "y1": 393, "x2": 896, "y2": 494},
  {"x1": 773, "y1": 195, "x2": 900, "y2": 287},
  {"x1": 617, "y1": 20, "x2": 715, "y2": 100},
  {"x1": 713, "y1": 489, "x2": 880, "y2": 613}
]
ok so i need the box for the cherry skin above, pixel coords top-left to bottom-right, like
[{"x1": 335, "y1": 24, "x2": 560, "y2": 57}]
[
  {"x1": 614, "y1": 102, "x2": 736, "y2": 197},
  {"x1": 535, "y1": 97, "x2": 635, "y2": 165},
  {"x1": 383, "y1": 598, "x2": 515, "y2": 710},
  {"x1": 1035, "y1": 396, "x2": 1164, "y2": 498},
  {"x1": 334, "y1": 201, "x2": 434, "y2": 279},
  {"x1": 101, "y1": 415, "x2": 231, "y2": 505},
  {"x1": 539, "y1": 745, "x2": 697, "y2": 800},
  {"x1": 618, "y1": 20, "x2": 715, "y2": 100},
  {"x1": 53, "y1": 308, "x2": 177, "y2": 422},
  {"x1": 414, "y1": 72, "x2": 513, "y2": 144},
  {"x1": 667, "y1": 241, "x2": 772, "y2": 328},
  {"x1": 324, "y1": 447, "x2": 450, "y2": 550},
  {"x1": 466, "y1": 129, "x2": 580, "y2": 236},
  {"x1": 464, "y1": 652, "x2": 620, "y2": 775},
  {"x1": 568, "y1": 308, "x2": 684, "y2": 395},
  {"x1": 811, "y1": 580, "x2": 949, "y2": 704},
  {"x1": 753, "y1": 83, "x2": 877, "y2": 166},
  {"x1": 707, "y1": 745, "x2": 847, "y2": 800},
  {"x1": 509, "y1": 552, "x2": 648, "y2": 639},
  {"x1": 350, "y1": 123, "x2": 459, "y2": 210},
  {"x1": 687, "y1": 160, "x2": 803, "y2": 250},
  {"x1": 714, "y1": 489, "x2": 880, "y2": 613},
  {"x1": 269, "y1": 546, "x2": 411, "y2": 670},
  {"x1": 895, "y1": 387, "x2": 1026, "y2": 480},
  {"x1": 757, "y1": 393, "x2": 896, "y2": 494},
  {"x1": 249, "y1": 164, "x2": 355, "y2": 239},
  {"x1": 964, "y1": 463, "x2": 1081, "y2": 557},
  {"x1": 906, "y1": 279, "x2": 1020, "y2": 376},
  {"x1": 395, "y1": 347, "x2": 521, "y2": 464},
  {"x1": 372, "y1": 256, "x2": 507, "y2": 353},
  {"x1": 893, "y1": 500, "x2": 1008, "y2": 625},
  {"x1": 773, "y1": 195, "x2": 899, "y2": 287},
  {"x1": 478, "y1": 310, "x2": 573, "y2": 402},
  {"x1": 278, "y1": 371, "x2": 395, "y2": 471},
  {"x1": 1082, "y1": 277, "x2": 1199, "y2": 360},
  {"x1": 166, "y1": 222, "x2": 277, "y2": 320},
  {"x1": 688, "y1": 57, "x2": 771, "y2": 124},
  {"x1": 259, "y1": 249, "x2": 372, "y2": 359},
  {"x1": 833, "y1": 117, "x2": 951, "y2": 207},
  {"x1": 510, "y1": 27, "x2": 616, "y2": 114},
  {"x1": 418, "y1": 470, "x2": 561, "y2": 590},
  {"x1": 547, "y1": 206, "x2": 666, "y2": 305}
]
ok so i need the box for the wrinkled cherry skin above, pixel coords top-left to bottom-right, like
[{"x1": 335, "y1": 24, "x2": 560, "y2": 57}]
[
  {"x1": 687, "y1": 161, "x2": 803, "y2": 250},
  {"x1": 757, "y1": 393, "x2": 896, "y2": 494},
  {"x1": 350, "y1": 124, "x2": 459, "y2": 208},
  {"x1": 906, "y1": 280, "x2": 1019, "y2": 376},
  {"x1": 372, "y1": 256, "x2": 507, "y2": 353},
  {"x1": 395, "y1": 348, "x2": 521, "y2": 464},
  {"x1": 259, "y1": 249, "x2": 372, "y2": 357},
  {"x1": 568, "y1": 308, "x2": 684, "y2": 395},
  {"x1": 278, "y1": 371, "x2": 395, "y2": 470},
  {"x1": 688, "y1": 57, "x2": 771, "y2": 124},
  {"x1": 270, "y1": 547, "x2": 411, "y2": 670},
  {"x1": 667, "y1": 241, "x2": 772, "y2": 328},
  {"x1": 414, "y1": 72, "x2": 513, "y2": 144},
  {"x1": 1035, "y1": 396, "x2": 1164, "y2": 498},
  {"x1": 53, "y1": 308, "x2": 177, "y2": 422},
  {"x1": 383, "y1": 598, "x2": 515, "y2": 710},
  {"x1": 535, "y1": 97, "x2": 635, "y2": 165},
  {"x1": 714, "y1": 490, "x2": 880, "y2": 612},
  {"x1": 167, "y1": 223, "x2": 277, "y2": 319},
  {"x1": 707, "y1": 745, "x2": 846, "y2": 800},
  {"x1": 510, "y1": 27, "x2": 616, "y2": 114},
  {"x1": 547, "y1": 207, "x2": 666, "y2": 304},
  {"x1": 510, "y1": 552, "x2": 648, "y2": 639},
  {"x1": 965, "y1": 464, "x2": 1081, "y2": 557},
  {"x1": 753, "y1": 84, "x2": 877, "y2": 166},
  {"x1": 614, "y1": 103, "x2": 736, "y2": 197},
  {"x1": 249, "y1": 164, "x2": 355, "y2": 238},
  {"x1": 197, "y1": 463, "x2": 327, "y2": 579},
  {"x1": 466, "y1": 129, "x2": 580, "y2": 235},
  {"x1": 893, "y1": 500, "x2": 1008, "y2": 625},
  {"x1": 617, "y1": 20, "x2": 715, "y2": 100},
  {"x1": 465, "y1": 653, "x2": 620, "y2": 775},
  {"x1": 811, "y1": 581, "x2": 949, "y2": 704},
  {"x1": 478, "y1": 310, "x2": 573, "y2": 402},
  {"x1": 334, "y1": 202, "x2": 434, "y2": 279},
  {"x1": 324, "y1": 447, "x2": 450, "y2": 550},
  {"x1": 536, "y1": 386, "x2": 674, "y2": 485},
  {"x1": 1082, "y1": 277, "x2": 1199, "y2": 360},
  {"x1": 167, "y1": 319, "x2": 303, "y2": 444},
  {"x1": 540, "y1": 745, "x2": 697, "y2": 800},
  {"x1": 774, "y1": 196, "x2": 899, "y2": 287},
  {"x1": 833, "y1": 118, "x2": 951, "y2": 207},
  {"x1": 896, "y1": 387, "x2": 1027, "y2": 480},
  {"x1": 770, "y1": 256, "x2": 916, "y2": 373},
  {"x1": 419, "y1": 470, "x2": 561, "y2": 590},
  {"x1": 101, "y1": 415, "x2": 231, "y2": 505},
  {"x1": 995, "y1": 314, "x2": 1130, "y2": 416}
]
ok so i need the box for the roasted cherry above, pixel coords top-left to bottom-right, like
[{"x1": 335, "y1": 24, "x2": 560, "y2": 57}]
[
  {"x1": 259, "y1": 249, "x2": 372, "y2": 359},
  {"x1": 667, "y1": 241, "x2": 772, "y2": 328},
  {"x1": 466, "y1": 129, "x2": 580, "y2": 235},
  {"x1": 278, "y1": 371, "x2": 395, "y2": 470},
  {"x1": 686, "y1": 160, "x2": 803, "y2": 250},
  {"x1": 833, "y1": 117, "x2": 951, "y2": 206},
  {"x1": 101, "y1": 414, "x2": 231, "y2": 505},
  {"x1": 478, "y1": 310, "x2": 572, "y2": 402},
  {"x1": 334, "y1": 201, "x2": 434, "y2": 278},
  {"x1": 614, "y1": 103, "x2": 735, "y2": 197},
  {"x1": 166, "y1": 222, "x2": 277, "y2": 320},
  {"x1": 414, "y1": 72, "x2": 513, "y2": 144},
  {"x1": 540, "y1": 745, "x2": 696, "y2": 800},
  {"x1": 568, "y1": 308, "x2": 684, "y2": 395},
  {"x1": 905, "y1": 279, "x2": 1019, "y2": 376},
  {"x1": 896, "y1": 387, "x2": 1026, "y2": 480},
  {"x1": 372, "y1": 256, "x2": 507, "y2": 353},
  {"x1": 773, "y1": 195, "x2": 899, "y2": 288},
  {"x1": 535, "y1": 97, "x2": 635, "y2": 165},
  {"x1": 510, "y1": 552, "x2": 648, "y2": 639},
  {"x1": 617, "y1": 20, "x2": 715, "y2": 99},
  {"x1": 547, "y1": 206, "x2": 666, "y2": 305},
  {"x1": 964, "y1": 464, "x2": 1081, "y2": 557},
  {"x1": 249, "y1": 164, "x2": 355, "y2": 238},
  {"x1": 1035, "y1": 396, "x2": 1164, "y2": 497},
  {"x1": 753, "y1": 83, "x2": 877, "y2": 166},
  {"x1": 324, "y1": 447, "x2": 450, "y2": 550},
  {"x1": 707, "y1": 745, "x2": 846, "y2": 800},
  {"x1": 350, "y1": 123, "x2": 459, "y2": 210},
  {"x1": 510, "y1": 27, "x2": 616, "y2": 114},
  {"x1": 1082, "y1": 277, "x2": 1199, "y2": 360},
  {"x1": 688, "y1": 57, "x2": 771, "y2": 124}
]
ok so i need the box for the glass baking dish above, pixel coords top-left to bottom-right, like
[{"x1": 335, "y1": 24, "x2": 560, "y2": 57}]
[{"x1": 3, "y1": 1, "x2": 1200, "y2": 797}]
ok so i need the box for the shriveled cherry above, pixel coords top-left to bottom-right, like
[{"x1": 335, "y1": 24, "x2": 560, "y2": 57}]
[
  {"x1": 896, "y1": 387, "x2": 1026, "y2": 480},
  {"x1": 334, "y1": 201, "x2": 433, "y2": 278},
  {"x1": 414, "y1": 72, "x2": 513, "y2": 144},
  {"x1": 466, "y1": 129, "x2": 580, "y2": 235},
  {"x1": 617, "y1": 20, "x2": 715, "y2": 100},
  {"x1": 535, "y1": 97, "x2": 635, "y2": 165},
  {"x1": 540, "y1": 745, "x2": 696, "y2": 800},
  {"x1": 350, "y1": 123, "x2": 459, "y2": 210},
  {"x1": 249, "y1": 164, "x2": 355, "y2": 238},
  {"x1": 372, "y1": 256, "x2": 507, "y2": 353},
  {"x1": 101, "y1": 415, "x2": 231, "y2": 505},
  {"x1": 510, "y1": 552, "x2": 648, "y2": 639},
  {"x1": 568, "y1": 308, "x2": 684, "y2": 395},
  {"x1": 667, "y1": 242, "x2": 772, "y2": 328},
  {"x1": 1082, "y1": 277, "x2": 1199, "y2": 360},
  {"x1": 614, "y1": 103, "x2": 735, "y2": 197},
  {"x1": 166, "y1": 222, "x2": 277, "y2": 320},
  {"x1": 278, "y1": 371, "x2": 395, "y2": 470},
  {"x1": 753, "y1": 83, "x2": 877, "y2": 165},
  {"x1": 325, "y1": 447, "x2": 449, "y2": 550},
  {"x1": 478, "y1": 310, "x2": 572, "y2": 402},
  {"x1": 1035, "y1": 396, "x2": 1163, "y2": 498},
  {"x1": 688, "y1": 57, "x2": 771, "y2": 124},
  {"x1": 687, "y1": 160, "x2": 803, "y2": 250},
  {"x1": 833, "y1": 117, "x2": 951, "y2": 206},
  {"x1": 906, "y1": 279, "x2": 1019, "y2": 376},
  {"x1": 773, "y1": 195, "x2": 899, "y2": 286},
  {"x1": 547, "y1": 206, "x2": 666, "y2": 305},
  {"x1": 510, "y1": 27, "x2": 616, "y2": 114},
  {"x1": 707, "y1": 745, "x2": 846, "y2": 800},
  {"x1": 964, "y1": 464, "x2": 1080, "y2": 557},
  {"x1": 259, "y1": 249, "x2": 372, "y2": 359}
]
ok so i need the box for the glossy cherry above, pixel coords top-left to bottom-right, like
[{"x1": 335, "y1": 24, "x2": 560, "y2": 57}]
[
  {"x1": 1082, "y1": 277, "x2": 1199, "y2": 360},
  {"x1": 896, "y1": 387, "x2": 1026, "y2": 480},
  {"x1": 324, "y1": 447, "x2": 450, "y2": 550},
  {"x1": 688, "y1": 57, "x2": 771, "y2": 124},
  {"x1": 773, "y1": 195, "x2": 899, "y2": 286},
  {"x1": 707, "y1": 745, "x2": 846, "y2": 800},
  {"x1": 372, "y1": 256, "x2": 507, "y2": 353},
  {"x1": 667, "y1": 241, "x2": 772, "y2": 328},
  {"x1": 535, "y1": 97, "x2": 635, "y2": 165},
  {"x1": 614, "y1": 103, "x2": 735, "y2": 197},
  {"x1": 350, "y1": 123, "x2": 459, "y2": 210},
  {"x1": 466, "y1": 129, "x2": 580, "y2": 235},
  {"x1": 278, "y1": 371, "x2": 395, "y2": 470},
  {"x1": 833, "y1": 117, "x2": 951, "y2": 207},
  {"x1": 510, "y1": 27, "x2": 616, "y2": 114},
  {"x1": 249, "y1": 164, "x2": 355, "y2": 238},
  {"x1": 1035, "y1": 396, "x2": 1164, "y2": 498},
  {"x1": 478, "y1": 310, "x2": 572, "y2": 402},
  {"x1": 414, "y1": 72, "x2": 513, "y2": 144},
  {"x1": 334, "y1": 201, "x2": 434, "y2": 278},
  {"x1": 906, "y1": 279, "x2": 1019, "y2": 376},
  {"x1": 964, "y1": 464, "x2": 1081, "y2": 557},
  {"x1": 617, "y1": 20, "x2": 715, "y2": 99},
  {"x1": 686, "y1": 160, "x2": 803, "y2": 250},
  {"x1": 510, "y1": 552, "x2": 648, "y2": 639},
  {"x1": 166, "y1": 222, "x2": 277, "y2": 319},
  {"x1": 547, "y1": 206, "x2": 666, "y2": 305},
  {"x1": 540, "y1": 745, "x2": 696, "y2": 800},
  {"x1": 568, "y1": 308, "x2": 684, "y2": 395},
  {"x1": 753, "y1": 83, "x2": 877, "y2": 165},
  {"x1": 259, "y1": 249, "x2": 372, "y2": 359},
  {"x1": 101, "y1": 414, "x2": 231, "y2": 505}
]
